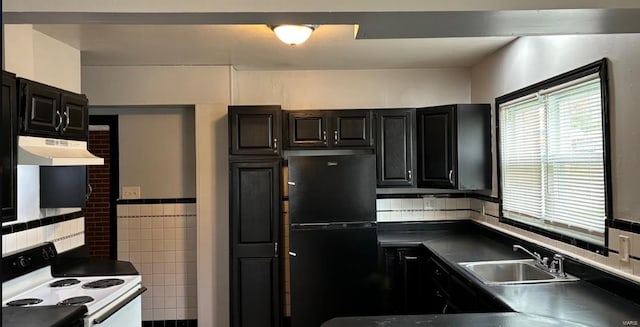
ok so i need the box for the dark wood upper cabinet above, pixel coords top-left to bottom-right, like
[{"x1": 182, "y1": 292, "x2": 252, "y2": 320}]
[
  {"x1": 230, "y1": 159, "x2": 281, "y2": 327},
  {"x1": 287, "y1": 111, "x2": 329, "y2": 148},
  {"x1": 374, "y1": 109, "x2": 416, "y2": 187},
  {"x1": 229, "y1": 105, "x2": 282, "y2": 156},
  {"x1": 417, "y1": 104, "x2": 491, "y2": 190},
  {"x1": 285, "y1": 110, "x2": 372, "y2": 149},
  {"x1": 60, "y1": 91, "x2": 89, "y2": 140},
  {"x1": 333, "y1": 110, "x2": 372, "y2": 147},
  {"x1": 18, "y1": 78, "x2": 88, "y2": 141},
  {"x1": 2, "y1": 71, "x2": 18, "y2": 222}
]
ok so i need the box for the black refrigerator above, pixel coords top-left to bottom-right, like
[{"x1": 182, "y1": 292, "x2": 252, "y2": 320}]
[{"x1": 288, "y1": 154, "x2": 379, "y2": 327}]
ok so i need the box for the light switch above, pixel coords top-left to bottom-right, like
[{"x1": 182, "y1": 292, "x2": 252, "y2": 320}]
[
  {"x1": 122, "y1": 186, "x2": 141, "y2": 199},
  {"x1": 619, "y1": 235, "x2": 630, "y2": 262}
]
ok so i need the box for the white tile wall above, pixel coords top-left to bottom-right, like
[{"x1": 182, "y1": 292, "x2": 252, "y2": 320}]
[
  {"x1": 470, "y1": 199, "x2": 640, "y2": 281},
  {"x1": 376, "y1": 197, "x2": 472, "y2": 223},
  {"x1": 117, "y1": 203, "x2": 197, "y2": 321},
  {"x1": 1, "y1": 217, "x2": 85, "y2": 256}
]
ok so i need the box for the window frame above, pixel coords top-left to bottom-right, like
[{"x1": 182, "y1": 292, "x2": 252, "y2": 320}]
[{"x1": 495, "y1": 58, "x2": 613, "y2": 252}]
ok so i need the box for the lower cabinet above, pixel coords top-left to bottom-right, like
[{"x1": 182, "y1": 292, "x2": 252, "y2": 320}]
[
  {"x1": 229, "y1": 159, "x2": 282, "y2": 327},
  {"x1": 382, "y1": 246, "x2": 509, "y2": 315},
  {"x1": 425, "y1": 252, "x2": 509, "y2": 314},
  {"x1": 381, "y1": 247, "x2": 434, "y2": 314}
]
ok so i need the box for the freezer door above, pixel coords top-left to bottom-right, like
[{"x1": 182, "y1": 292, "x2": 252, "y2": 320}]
[
  {"x1": 289, "y1": 226, "x2": 380, "y2": 327},
  {"x1": 288, "y1": 155, "x2": 376, "y2": 224}
]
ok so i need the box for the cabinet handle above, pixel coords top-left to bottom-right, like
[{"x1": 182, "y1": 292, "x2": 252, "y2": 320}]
[
  {"x1": 333, "y1": 130, "x2": 338, "y2": 145},
  {"x1": 322, "y1": 130, "x2": 327, "y2": 144},
  {"x1": 54, "y1": 111, "x2": 63, "y2": 131},
  {"x1": 62, "y1": 111, "x2": 70, "y2": 132},
  {"x1": 274, "y1": 242, "x2": 279, "y2": 257},
  {"x1": 289, "y1": 251, "x2": 297, "y2": 257},
  {"x1": 86, "y1": 184, "x2": 93, "y2": 202},
  {"x1": 273, "y1": 138, "x2": 278, "y2": 153},
  {"x1": 448, "y1": 170, "x2": 454, "y2": 186},
  {"x1": 408, "y1": 170, "x2": 412, "y2": 181},
  {"x1": 404, "y1": 256, "x2": 418, "y2": 260}
]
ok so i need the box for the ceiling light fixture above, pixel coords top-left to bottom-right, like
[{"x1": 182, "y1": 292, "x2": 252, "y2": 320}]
[{"x1": 271, "y1": 25, "x2": 317, "y2": 46}]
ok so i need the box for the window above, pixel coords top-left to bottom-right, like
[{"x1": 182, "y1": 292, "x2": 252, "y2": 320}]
[{"x1": 497, "y1": 59, "x2": 611, "y2": 247}]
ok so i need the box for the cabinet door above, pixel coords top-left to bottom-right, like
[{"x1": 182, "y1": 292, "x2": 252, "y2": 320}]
[
  {"x1": 375, "y1": 110, "x2": 415, "y2": 187},
  {"x1": 60, "y1": 92, "x2": 88, "y2": 140},
  {"x1": 40, "y1": 166, "x2": 87, "y2": 208},
  {"x1": 331, "y1": 110, "x2": 372, "y2": 147},
  {"x1": 230, "y1": 160, "x2": 281, "y2": 327},
  {"x1": 417, "y1": 106, "x2": 456, "y2": 188},
  {"x1": 2, "y1": 72, "x2": 18, "y2": 222},
  {"x1": 229, "y1": 106, "x2": 282, "y2": 156},
  {"x1": 20, "y1": 79, "x2": 62, "y2": 138},
  {"x1": 287, "y1": 111, "x2": 329, "y2": 148}
]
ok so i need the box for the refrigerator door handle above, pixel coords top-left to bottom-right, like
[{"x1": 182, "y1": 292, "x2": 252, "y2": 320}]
[{"x1": 289, "y1": 251, "x2": 297, "y2": 257}]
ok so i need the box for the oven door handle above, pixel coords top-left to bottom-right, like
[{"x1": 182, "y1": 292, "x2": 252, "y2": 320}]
[{"x1": 93, "y1": 286, "x2": 147, "y2": 325}]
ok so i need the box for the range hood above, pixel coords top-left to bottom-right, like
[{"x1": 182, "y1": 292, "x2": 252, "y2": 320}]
[{"x1": 18, "y1": 136, "x2": 104, "y2": 166}]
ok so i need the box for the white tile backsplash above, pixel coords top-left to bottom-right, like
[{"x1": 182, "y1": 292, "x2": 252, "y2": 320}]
[{"x1": 117, "y1": 203, "x2": 197, "y2": 320}]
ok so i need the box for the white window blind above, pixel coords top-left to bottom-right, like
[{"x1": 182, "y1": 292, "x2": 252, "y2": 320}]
[{"x1": 499, "y1": 74, "x2": 606, "y2": 245}]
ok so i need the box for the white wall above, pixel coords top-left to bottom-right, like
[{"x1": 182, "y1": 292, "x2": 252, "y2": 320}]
[
  {"x1": 471, "y1": 34, "x2": 640, "y2": 223},
  {"x1": 3, "y1": 24, "x2": 81, "y2": 92},
  {"x1": 234, "y1": 68, "x2": 470, "y2": 108},
  {"x1": 90, "y1": 106, "x2": 196, "y2": 199},
  {"x1": 82, "y1": 66, "x2": 232, "y2": 106}
]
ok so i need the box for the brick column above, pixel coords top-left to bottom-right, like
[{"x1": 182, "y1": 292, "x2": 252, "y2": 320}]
[{"x1": 86, "y1": 129, "x2": 112, "y2": 258}]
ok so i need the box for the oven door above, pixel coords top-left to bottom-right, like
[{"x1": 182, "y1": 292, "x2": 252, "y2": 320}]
[{"x1": 86, "y1": 286, "x2": 146, "y2": 327}]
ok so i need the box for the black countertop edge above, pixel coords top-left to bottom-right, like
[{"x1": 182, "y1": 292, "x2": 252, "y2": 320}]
[
  {"x1": 1, "y1": 211, "x2": 84, "y2": 235},
  {"x1": 2, "y1": 305, "x2": 88, "y2": 327},
  {"x1": 116, "y1": 197, "x2": 196, "y2": 205}
]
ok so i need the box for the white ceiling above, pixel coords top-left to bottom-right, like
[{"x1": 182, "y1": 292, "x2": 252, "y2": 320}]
[
  {"x1": 33, "y1": 24, "x2": 516, "y2": 70},
  {"x1": 8, "y1": 1, "x2": 640, "y2": 70}
]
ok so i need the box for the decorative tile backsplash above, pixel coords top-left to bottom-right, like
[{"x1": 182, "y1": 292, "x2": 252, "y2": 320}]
[
  {"x1": 376, "y1": 197, "x2": 471, "y2": 222},
  {"x1": 469, "y1": 198, "x2": 640, "y2": 281},
  {"x1": 117, "y1": 203, "x2": 197, "y2": 321},
  {"x1": 2, "y1": 216, "x2": 85, "y2": 256}
]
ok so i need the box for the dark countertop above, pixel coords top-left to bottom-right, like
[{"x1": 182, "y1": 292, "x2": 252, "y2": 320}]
[
  {"x1": 52, "y1": 258, "x2": 139, "y2": 277},
  {"x1": 2, "y1": 306, "x2": 87, "y2": 327},
  {"x1": 368, "y1": 223, "x2": 640, "y2": 327},
  {"x1": 322, "y1": 312, "x2": 586, "y2": 327}
]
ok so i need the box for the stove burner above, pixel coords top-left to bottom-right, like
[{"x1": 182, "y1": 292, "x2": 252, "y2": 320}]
[
  {"x1": 82, "y1": 278, "x2": 125, "y2": 289},
  {"x1": 6, "y1": 298, "x2": 43, "y2": 307},
  {"x1": 58, "y1": 296, "x2": 95, "y2": 306},
  {"x1": 49, "y1": 278, "x2": 81, "y2": 287}
]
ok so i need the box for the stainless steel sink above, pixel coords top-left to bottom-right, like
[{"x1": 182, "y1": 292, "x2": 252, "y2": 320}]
[{"x1": 458, "y1": 259, "x2": 580, "y2": 285}]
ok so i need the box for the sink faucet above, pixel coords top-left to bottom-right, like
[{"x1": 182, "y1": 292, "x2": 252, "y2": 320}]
[
  {"x1": 549, "y1": 254, "x2": 567, "y2": 277},
  {"x1": 513, "y1": 245, "x2": 548, "y2": 269},
  {"x1": 513, "y1": 245, "x2": 568, "y2": 278}
]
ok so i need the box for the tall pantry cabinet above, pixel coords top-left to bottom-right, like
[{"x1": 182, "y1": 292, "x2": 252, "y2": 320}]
[{"x1": 228, "y1": 106, "x2": 282, "y2": 327}]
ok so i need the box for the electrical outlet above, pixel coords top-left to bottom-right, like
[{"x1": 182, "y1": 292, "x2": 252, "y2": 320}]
[
  {"x1": 619, "y1": 235, "x2": 630, "y2": 262},
  {"x1": 122, "y1": 186, "x2": 141, "y2": 199}
]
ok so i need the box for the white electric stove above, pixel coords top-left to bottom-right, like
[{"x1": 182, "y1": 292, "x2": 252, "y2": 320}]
[{"x1": 2, "y1": 243, "x2": 145, "y2": 327}]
